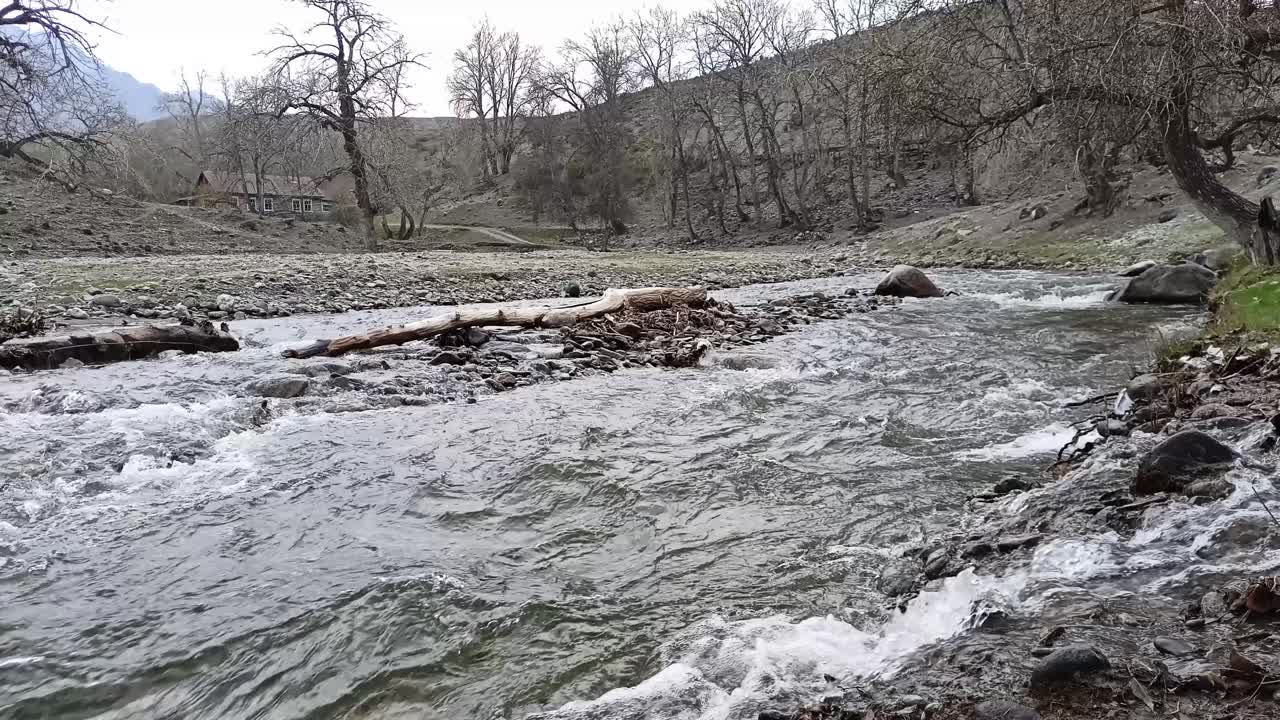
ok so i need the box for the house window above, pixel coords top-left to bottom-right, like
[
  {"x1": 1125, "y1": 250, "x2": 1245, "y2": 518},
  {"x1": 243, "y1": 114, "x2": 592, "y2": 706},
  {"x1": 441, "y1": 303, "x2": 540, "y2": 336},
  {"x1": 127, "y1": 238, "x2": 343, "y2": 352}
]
[
  {"x1": 263, "y1": 198, "x2": 274, "y2": 213},
  {"x1": 303, "y1": 199, "x2": 313, "y2": 213},
  {"x1": 322, "y1": 201, "x2": 334, "y2": 212},
  {"x1": 247, "y1": 196, "x2": 257, "y2": 212},
  {"x1": 292, "y1": 198, "x2": 302, "y2": 212}
]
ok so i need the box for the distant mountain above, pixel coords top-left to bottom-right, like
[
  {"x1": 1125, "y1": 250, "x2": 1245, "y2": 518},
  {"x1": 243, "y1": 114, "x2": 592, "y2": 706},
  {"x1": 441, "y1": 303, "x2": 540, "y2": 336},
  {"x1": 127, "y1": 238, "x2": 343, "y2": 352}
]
[{"x1": 98, "y1": 64, "x2": 167, "y2": 122}]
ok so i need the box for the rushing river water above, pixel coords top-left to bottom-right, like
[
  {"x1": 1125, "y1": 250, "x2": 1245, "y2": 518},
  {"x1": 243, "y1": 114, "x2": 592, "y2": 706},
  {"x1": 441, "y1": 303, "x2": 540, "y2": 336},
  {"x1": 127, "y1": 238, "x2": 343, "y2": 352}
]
[{"x1": 0, "y1": 270, "x2": 1210, "y2": 719}]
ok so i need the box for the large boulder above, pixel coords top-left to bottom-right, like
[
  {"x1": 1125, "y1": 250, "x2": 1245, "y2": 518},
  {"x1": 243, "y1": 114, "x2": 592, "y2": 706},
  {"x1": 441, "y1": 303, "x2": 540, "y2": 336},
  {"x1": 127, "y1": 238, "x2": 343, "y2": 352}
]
[
  {"x1": 1109, "y1": 263, "x2": 1216, "y2": 304},
  {"x1": 874, "y1": 265, "x2": 943, "y2": 298},
  {"x1": 1133, "y1": 430, "x2": 1238, "y2": 495}
]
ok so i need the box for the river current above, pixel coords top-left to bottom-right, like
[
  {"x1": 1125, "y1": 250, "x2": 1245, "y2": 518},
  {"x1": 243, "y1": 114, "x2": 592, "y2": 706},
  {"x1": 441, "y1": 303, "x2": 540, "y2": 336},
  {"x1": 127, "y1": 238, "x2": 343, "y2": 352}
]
[{"x1": 0, "y1": 270, "x2": 1210, "y2": 719}]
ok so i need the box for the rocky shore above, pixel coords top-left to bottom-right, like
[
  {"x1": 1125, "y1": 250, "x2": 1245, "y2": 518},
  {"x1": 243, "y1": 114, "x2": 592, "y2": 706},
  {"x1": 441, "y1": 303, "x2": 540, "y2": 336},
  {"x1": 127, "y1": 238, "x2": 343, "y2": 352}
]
[
  {"x1": 764, "y1": 341, "x2": 1280, "y2": 720},
  {"x1": 2, "y1": 248, "x2": 863, "y2": 328}
]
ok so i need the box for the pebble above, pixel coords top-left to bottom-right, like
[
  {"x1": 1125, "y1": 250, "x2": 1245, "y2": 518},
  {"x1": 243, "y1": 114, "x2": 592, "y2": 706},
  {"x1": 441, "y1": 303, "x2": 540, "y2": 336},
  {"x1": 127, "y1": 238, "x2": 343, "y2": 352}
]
[{"x1": 1153, "y1": 637, "x2": 1196, "y2": 657}]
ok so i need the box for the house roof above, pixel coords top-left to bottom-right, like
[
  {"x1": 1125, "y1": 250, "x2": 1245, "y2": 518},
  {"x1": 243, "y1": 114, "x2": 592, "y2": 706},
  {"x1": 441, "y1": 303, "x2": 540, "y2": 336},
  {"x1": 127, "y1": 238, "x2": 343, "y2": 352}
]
[{"x1": 198, "y1": 171, "x2": 346, "y2": 201}]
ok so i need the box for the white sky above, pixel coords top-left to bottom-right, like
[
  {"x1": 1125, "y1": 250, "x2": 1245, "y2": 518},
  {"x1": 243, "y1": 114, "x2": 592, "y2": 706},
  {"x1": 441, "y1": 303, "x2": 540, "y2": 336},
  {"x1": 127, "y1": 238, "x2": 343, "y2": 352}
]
[{"x1": 82, "y1": 0, "x2": 712, "y2": 116}]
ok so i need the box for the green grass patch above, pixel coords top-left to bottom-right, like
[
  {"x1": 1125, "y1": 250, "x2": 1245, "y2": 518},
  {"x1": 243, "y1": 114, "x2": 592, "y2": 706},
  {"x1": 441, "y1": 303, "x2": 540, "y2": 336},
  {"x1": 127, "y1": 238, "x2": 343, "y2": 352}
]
[{"x1": 1210, "y1": 263, "x2": 1280, "y2": 339}]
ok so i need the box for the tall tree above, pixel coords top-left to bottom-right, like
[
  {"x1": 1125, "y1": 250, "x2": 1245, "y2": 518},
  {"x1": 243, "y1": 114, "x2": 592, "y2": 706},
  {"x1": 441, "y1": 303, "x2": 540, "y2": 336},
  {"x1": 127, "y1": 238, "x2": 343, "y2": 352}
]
[
  {"x1": 269, "y1": 0, "x2": 422, "y2": 246},
  {"x1": 902, "y1": 0, "x2": 1280, "y2": 260},
  {"x1": 539, "y1": 22, "x2": 637, "y2": 247}
]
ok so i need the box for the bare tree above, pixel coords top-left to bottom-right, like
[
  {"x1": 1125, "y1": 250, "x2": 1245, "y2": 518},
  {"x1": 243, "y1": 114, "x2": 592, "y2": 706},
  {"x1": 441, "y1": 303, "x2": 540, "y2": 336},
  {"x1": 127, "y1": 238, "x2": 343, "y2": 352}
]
[
  {"x1": 539, "y1": 21, "x2": 638, "y2": 247},
  {"x1": 215, "y1": 75, "x2": 299, "y2": 216},
  {"x1": 0, "y1": 1, "x2": 126, "y2": 190},
  {"x1": 630, "y1": 6, "x2": 698, "y2": 241},
  {"x1": 159, "y1": 69, "x2": 222, "y2": 180},
  {"x1": 449, "y1": 21, "x2": 541, "y2": 180},
  {"x1": 268, "y1": 0, "x2": 423, "y2": 246},
  {"x1": 901, "y1": 0, "x2": 1280, "y2": 260}
]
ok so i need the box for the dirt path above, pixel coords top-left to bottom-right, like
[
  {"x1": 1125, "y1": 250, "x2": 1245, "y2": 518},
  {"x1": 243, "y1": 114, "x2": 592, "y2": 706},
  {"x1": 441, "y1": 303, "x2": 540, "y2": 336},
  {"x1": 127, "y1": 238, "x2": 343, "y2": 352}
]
[{"x1": 418, "y1": 224, "x2": 535, "y2": 245}]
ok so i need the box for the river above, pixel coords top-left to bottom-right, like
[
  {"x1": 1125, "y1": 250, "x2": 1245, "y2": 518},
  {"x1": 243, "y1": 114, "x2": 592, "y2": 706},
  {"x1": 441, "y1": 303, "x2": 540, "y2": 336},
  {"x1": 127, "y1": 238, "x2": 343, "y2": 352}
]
[{"x1": 0, "y1": 270, "x2": 1205, "y2": 719}]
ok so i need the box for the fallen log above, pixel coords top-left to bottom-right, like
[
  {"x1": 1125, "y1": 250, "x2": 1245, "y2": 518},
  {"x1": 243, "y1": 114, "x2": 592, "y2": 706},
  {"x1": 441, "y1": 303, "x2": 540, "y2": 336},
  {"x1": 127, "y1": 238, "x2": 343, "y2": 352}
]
[
  {"x1": 0, "y1": 320, "x2": 240, "y2": 370},
  {"x1": 284, "y1": 286, "x2": 708, "y2": 359}
]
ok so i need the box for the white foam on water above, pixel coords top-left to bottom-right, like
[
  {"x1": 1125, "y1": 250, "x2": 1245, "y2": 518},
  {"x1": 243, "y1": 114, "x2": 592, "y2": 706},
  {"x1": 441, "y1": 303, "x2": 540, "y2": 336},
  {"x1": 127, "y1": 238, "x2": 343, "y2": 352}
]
[
  {"x1": 549, "y1": 570, "x2": 1026, "y2": 720},
  {"x1": 966, "y1": 289, "x2": 1111, "y2": 309},
  {"x1": 956, "y1": 422, "x2": 1085, "y2": 460}
]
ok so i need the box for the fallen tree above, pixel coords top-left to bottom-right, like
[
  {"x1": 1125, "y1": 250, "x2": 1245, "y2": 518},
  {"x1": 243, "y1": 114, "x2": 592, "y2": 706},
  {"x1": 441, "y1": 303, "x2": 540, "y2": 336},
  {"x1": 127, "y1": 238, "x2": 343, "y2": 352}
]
[
  {"x1": 0, "y1": 320, "x2": 240, "y2": 370},
  {"x1": 283, "y1": 286, "x2": 709, "y2": 359}
]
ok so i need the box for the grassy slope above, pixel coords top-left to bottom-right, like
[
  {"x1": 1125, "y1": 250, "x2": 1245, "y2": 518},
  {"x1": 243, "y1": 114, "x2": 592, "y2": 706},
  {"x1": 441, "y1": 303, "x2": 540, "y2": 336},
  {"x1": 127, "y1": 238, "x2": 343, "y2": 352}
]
[{"x1": 1212, "y1": 264, "x2": 1280, "y2": 337}]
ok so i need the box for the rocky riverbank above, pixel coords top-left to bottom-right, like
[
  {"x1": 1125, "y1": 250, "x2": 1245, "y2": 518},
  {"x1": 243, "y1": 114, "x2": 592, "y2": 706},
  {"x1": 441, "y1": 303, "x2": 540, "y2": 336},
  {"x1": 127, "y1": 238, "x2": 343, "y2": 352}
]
[
  {"x1": 2, "y1": 248, "x2": 866, "y2": 329},
  {"x1": 761, "y1": 341, "x2": 1280, "y2": 720}
]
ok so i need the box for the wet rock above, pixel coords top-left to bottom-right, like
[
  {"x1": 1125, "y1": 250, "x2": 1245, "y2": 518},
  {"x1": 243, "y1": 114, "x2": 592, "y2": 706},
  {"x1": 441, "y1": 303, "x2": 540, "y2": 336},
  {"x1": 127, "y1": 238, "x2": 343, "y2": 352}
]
[
  {"x1": 1133, "y1": 430, "x2": 1238, "y2": 494},
  {"x1": 996, "y1": 534, "x2": 1042, "y2": 552},
  {"x1": 1154, "y1": 637, "x2": 1196, "y2": 657},
  {"x1": 963, "y1": 541, "x2": 993, "y2": 558},
  {"x1": 1184, "y1": 478, "x2": 1234, "y2": 499},
  {"x1": 563, "y1": 281, "x2": 581, "y2": 298},
  {"x1": 895, "y1": 695, "x2": 926, "y2": 709},
  {"x1": 89, "y1": 293, "x2": 121, "y2": 307},
  {"x1": 63, "y1": 307, "x2": 89, "y2": 320},
  {"x1": 1191, "y1": 403, "x2": 1238, "y2": 420},
  {"x1": 463, "y1": 327, "x2": 491, "y2": 347},
  {"x1": 1109, "y1": 263, "x2": 1216, "y2": 304},
  {"x1": 993, "y1": 477, "x2": 1032, "y2": 495},
  {"x1": 1158, "y1": 208, "x2": 1179, "y2": 223},
  {"x1": 494, "y1": 372, "x2": 518, "y2": 388},
  {"x1": 876, "y1": 556, "x2": 920, "y2": 596},
  {"x1": 1029, "y1": 645, "x2": 1110, "y2": 687},
  {"x1": 1126, "y1": 374, "x2": 1165, "y2": 401},
  {"x1": 1096, "y1": 419, "x2": 1131, "y2": 437},
  {"x1": 1117, "y1": 260, "x2": 1157, "y2": 277},
  {"x1": 974, "y1": 700, "x2": 1041, "y2": 720},
  {"x1": 430, "y1": 351, "x2": 467, "y2": 366},
  {"x1": 720, "y1": 353, "x2": 779, "y2": 371},
  {"x1": 245, "y1": 375, "x2": 311, "y2": 399},
  {"x1": 291, "y1": 361, "x2": 353, "y2": 378},
  {"x1": 874, "y1": 265, "x2": 943, "y2": 299}
]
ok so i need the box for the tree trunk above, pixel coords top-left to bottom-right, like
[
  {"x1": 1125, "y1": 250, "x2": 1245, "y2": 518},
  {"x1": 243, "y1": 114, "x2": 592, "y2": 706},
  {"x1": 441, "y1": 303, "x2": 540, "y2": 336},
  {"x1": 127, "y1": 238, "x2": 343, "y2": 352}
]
[
  {"x1": 0, "y1": 321, "x2": 239, "y2": 370},
  {"x1": 283, "y1": 287, "x2": 709, "y2": 359},
  {"x1": 1161, "y1": 105, "x2": 1257, "y2": 251}
]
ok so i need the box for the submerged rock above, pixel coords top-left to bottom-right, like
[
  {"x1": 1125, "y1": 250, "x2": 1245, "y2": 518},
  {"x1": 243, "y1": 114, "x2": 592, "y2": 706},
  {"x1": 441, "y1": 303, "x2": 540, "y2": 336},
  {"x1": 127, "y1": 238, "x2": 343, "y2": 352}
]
[
  {"x1": 1125, "y1": 374, "x2": 1165, "y2": 401},
  {"x1": 1133, "y1": 430, "x2": 1238, "y2": 495},
  {"x1": 244, "y1": 375, "x2": 311, "y2": 399},
  {"x1": 874, "y1": 265, "x2": 943, "y2": 299},
  {"x1": 1109, "y1": 263, "x2": 1216, "y2": 304},
  {"x1": 975, "y1": 700, "x2": 1041, "y2": 720},
  {"x1": 1029, "y1": 645, "x2": 1110, "y2": 687},
  {"x1": 876, "y1": 556, "x2": 920, "y2": 596}
]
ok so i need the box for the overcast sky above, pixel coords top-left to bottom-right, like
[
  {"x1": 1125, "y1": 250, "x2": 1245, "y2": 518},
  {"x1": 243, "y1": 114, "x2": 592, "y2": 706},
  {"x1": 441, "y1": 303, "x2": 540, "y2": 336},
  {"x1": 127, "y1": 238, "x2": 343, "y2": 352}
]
[{"x1": 81, "y1": 0, "x2": 711, "y2": 117}]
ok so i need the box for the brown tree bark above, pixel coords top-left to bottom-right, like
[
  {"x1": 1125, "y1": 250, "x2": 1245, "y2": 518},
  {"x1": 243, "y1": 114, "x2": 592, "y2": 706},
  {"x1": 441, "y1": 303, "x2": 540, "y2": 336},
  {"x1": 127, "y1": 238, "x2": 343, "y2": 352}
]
[
  {"x1": 1, "y1": 321, "x2": 239, "y2": 370},
  {"x1": 1161, "y1": 104, "x2": 1258, "y2": 250},
  {"x1": 284, "y1": 287, "x2": 709, "y2": 359}
]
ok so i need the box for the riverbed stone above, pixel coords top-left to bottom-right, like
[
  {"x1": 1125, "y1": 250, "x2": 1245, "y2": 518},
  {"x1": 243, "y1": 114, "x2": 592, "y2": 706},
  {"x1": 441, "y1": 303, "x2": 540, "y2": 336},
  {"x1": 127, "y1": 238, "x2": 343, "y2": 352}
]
[
  {"x1": 244, "y1": 375, "x2": 311, "y2": 399},
  {"x1": 89, "y1": 293, "x2": 121, "y2": 307},
  {"x1": 1134, "y1": 430, "x2": 1238, "y2": 494},
  {"x1": 1154, "y1": 637, "x2": 1196, "y2": 657},
  {"x1": 975, "y1": 700, "x2": 1041, "y2": 720},
  {"x1": 1109, "y1": 263, "x2": 1217, "y2": 304},
  {"x1": 874, "y1": 265, "x2": 943, "y2": 298},
  {"x1": 1184, "y1": 478, "x2": 1234, "y2": 499},
  {"x1": 877, "y1": 556, "x2": 920, "y2": 596},
  {"x1": 430, "y1": 351, "x2": 467, "y2": 366},
  {"x1": 1029, "y1": 645, "x2": 1110, "y2": 687},
  {"x1": 1126, "y1": 374, "x2": 1165, "y2": 401}
]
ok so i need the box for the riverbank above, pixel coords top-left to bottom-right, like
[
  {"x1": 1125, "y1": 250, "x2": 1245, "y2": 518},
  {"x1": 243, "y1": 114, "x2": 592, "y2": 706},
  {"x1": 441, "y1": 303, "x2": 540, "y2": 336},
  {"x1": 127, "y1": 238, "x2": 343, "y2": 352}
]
[
  {"x1": 759, "y1": 270, "x2": 1280, "y2": 720},
  {"x1": 2, "y1": 247, "x2": 862, "y2": 327}
]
